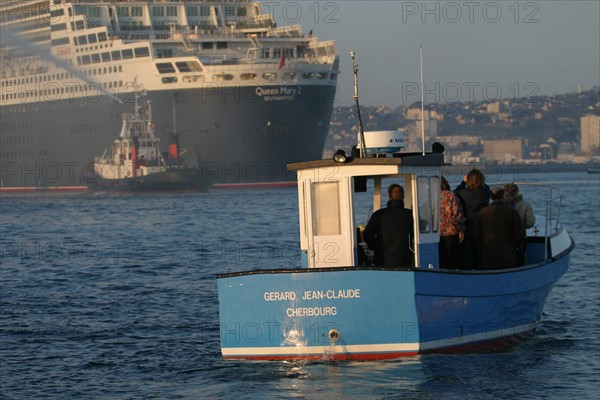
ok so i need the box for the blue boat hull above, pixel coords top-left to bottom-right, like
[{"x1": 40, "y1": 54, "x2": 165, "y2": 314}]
[{"x1": 218, "y1": 253, "x2": 570, "y2": 360}]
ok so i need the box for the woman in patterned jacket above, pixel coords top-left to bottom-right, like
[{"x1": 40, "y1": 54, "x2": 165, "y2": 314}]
[{"x1": 439, "y1": 176, "x2": 466, "y2": 268}]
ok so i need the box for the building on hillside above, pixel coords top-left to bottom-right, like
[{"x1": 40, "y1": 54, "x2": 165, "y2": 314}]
[
  {"x1": 405, "y1": 108, "x2": 443, "y2": 121},
  {"x1": 481, "y1": 139, "x2": 524, "y2": 163},
  {"x1": 581, "y1": 114, "x2": 600, "y2": 155}
]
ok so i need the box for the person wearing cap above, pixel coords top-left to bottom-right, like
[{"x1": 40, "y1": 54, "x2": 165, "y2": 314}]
[
  {"x1": 474, "y1": 187, "x2": 525, "y2": 269},
  {"x1": 363, "y1": 183, "x2": 414, "y2": 267},
  {"x1": 504, "y1": 183, "x2": 535, "y2": 229}
]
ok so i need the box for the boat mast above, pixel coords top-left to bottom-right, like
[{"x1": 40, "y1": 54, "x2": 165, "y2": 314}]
[
  {"x1": 420, "y1": 46, "x2": 426, "y2": 156},
  {"x1": 351, "y1": 52, "x2": 366, "y2": 158}
]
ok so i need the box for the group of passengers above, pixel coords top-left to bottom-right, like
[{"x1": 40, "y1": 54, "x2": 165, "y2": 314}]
[{"x1": 363, "y1": 169, "x2": 535, "y2": 270}]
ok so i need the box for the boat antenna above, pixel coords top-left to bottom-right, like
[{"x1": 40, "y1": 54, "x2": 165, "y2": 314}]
[
  {"x1": 351, "y1": 52, "x2": 366, "y2": 158},
  {"x1": 420, "y1": 46, "x2": 426, "y2": 155}
]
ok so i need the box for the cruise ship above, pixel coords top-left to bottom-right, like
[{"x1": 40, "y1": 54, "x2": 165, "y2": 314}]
[{"x1": 0, "y1": 0, "x2": 339, "y2": 190}]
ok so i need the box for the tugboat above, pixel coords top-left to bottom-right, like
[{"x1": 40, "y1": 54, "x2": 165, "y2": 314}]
[{"x1": 87, "y1": 92, "x2": 210, "y2": 193}]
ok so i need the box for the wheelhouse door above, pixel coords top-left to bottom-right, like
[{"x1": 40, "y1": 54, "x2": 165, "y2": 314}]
[{"x1": 303, "y1": 177, "x2": 356, "y2": 268}]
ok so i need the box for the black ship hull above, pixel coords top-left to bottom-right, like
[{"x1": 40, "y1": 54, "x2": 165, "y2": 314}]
[
  {"x1": 88, "y1": 168, "x2": 210, "y2": 193},
  {"x1": 0, "y1": 84, "x2": 336, "y2": 189}
]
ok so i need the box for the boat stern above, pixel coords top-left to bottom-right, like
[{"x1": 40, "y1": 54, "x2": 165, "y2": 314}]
[{"x1": 217, "y1": 268, "x2": 421, "y2": 360}]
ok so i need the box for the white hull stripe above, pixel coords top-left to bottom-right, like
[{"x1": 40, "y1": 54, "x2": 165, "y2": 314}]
[
  {"x1": 222, "y1": 342, "x2": 419, "y2": 357},
  {"x1": 222, "y1": 323, "x2": 537, "y2": 357}
]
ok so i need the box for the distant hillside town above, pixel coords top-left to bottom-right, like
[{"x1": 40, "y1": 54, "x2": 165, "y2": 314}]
[{"x1": 324, "y1": 87, "x2": 600, "y2": 168}]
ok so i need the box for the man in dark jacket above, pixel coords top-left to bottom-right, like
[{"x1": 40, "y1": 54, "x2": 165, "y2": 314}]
[
  {"x1": 363, "y1": 184, "x2": 414, "y2": 267},
  {"x1": 474, "y1": 187, "x2": 525, "y2": 269}
]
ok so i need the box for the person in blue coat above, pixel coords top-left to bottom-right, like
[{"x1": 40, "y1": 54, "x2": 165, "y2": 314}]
[{"x1": 363, "y1": 184, "x2": 414, "y2": 267}]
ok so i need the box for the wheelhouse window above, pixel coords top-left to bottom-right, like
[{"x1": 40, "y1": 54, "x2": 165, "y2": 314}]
[
  {"x1": 311, "y1": 182, "x2": 341, "y2": 236},
  {"x1": 417, "y1": 176, "x2": 440, "y2": 233}
]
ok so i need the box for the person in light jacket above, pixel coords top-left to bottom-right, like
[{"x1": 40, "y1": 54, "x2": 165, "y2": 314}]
[{"x1": 504, "y1": 183, "x2": 536, "y2": 229}]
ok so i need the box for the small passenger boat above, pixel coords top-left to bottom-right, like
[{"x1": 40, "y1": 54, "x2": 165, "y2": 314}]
[
  {"x1": 87, "y1": 91, "x2": 210, "y2": 193},
  {"x1": 216, "y1": 54, "x2": 574, "y2": 360},
  {"x1": 217, "y1": 150, "x2": 573, "y2": 360}
]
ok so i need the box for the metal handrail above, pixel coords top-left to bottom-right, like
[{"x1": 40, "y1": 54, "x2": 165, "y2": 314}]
[{"x1": 511, "y1": 182, "x2": 564, "y2": 260}]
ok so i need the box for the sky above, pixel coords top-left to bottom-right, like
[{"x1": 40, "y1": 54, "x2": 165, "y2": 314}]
[{"x1": 267, "y1": 0, "x2": 600, "y2": 106}]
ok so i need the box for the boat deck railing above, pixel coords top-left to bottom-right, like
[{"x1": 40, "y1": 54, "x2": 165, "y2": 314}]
[{"x1": 513, "y1": 182, "x2": 564, "y2": 260}]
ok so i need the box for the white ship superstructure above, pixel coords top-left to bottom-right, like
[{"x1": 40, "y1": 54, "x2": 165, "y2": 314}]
[{"x1": 1, "y1": 0, "x2": 339, "y2": 189}]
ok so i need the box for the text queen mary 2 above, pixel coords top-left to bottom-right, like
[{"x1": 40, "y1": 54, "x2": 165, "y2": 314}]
[{"x1": 0, "y1": 0, "x2": 339, "y2": 191}]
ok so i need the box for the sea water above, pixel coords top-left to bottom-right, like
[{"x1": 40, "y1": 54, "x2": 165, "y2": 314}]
[{"x1": 1, "y1": 172, "x2": 598, "y2": 399}]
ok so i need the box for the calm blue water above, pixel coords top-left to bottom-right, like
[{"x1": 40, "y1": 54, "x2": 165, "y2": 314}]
[{"x1": 1, "y1": 172, "x2": 599, "y2": 399}]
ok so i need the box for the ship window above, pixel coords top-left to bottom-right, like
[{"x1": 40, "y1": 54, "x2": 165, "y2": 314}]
[
  {"x1": 213, "y1": 74, "x2": 234, "y2": 81},
  {"x1": 175, "y1": 61, "x2": 202, "y2": 73},
  {"x1": 315, "y1": 73, "x2": 327, "y2": 79},
  {"x1": 331, "y1": 73, "x2": 337, "y2": 80},
  {"x1": 101, "y1": 52, "x2": 111, "y2": 62},
  {"x1": 283, "y1": 72, "x2": 296, "y2": 80},
  {"x1": 76, "y1": 20, "x2": 85, "y2": 30},
  {"x1": 122, "y1": 49, "x2": 134, "y2": 59},
  {"x1": 111, "y1": 51, "x2": 121, "y2": 61},
  {"x1": 51, "y1": 37, "x2": 70, "y2": 46},
  {"x1": 134, "y1": 47, "x2": 150, "y2": 58},
  {"x1": 152, "y1": 7, "x2": 165, "y2": 17},
  {"x1": 166, "y1": 6, "x2": 177, "y2": 17},
  {"x1": 187, "y1": 6, "x2": 199, "y2": 17},
  {"x1": 237, "y1": 7, "x2": 247, "y2": 17},
  {"x1": 87, "y1": 34, "x2": 97, "y2": 44},
  {"x1": 182, "y1": 75, "x2": 205, "y2": 83},
  {"x1": 51, "y1": 9, "x2": 65, "y2": 18},
  {"x1": 98, "y1": 32, "x2": 107, "y2": 42},
  {"x1": 82, "y1": 55, "x2": 91, "y2": 65},
  {"x1": 91, "y1": 54, "x2": 101, "y2": 64},
  {"x1": 302, "y1": 72, "x2": 313, "y2": 79},
  {"x1": 225, "y1": 6, "x2": 235, "y2": 17},
  {"x1": 202, "y1": 42, "x2": 213, "y2": 50},
  {"x1": 216, "y1": 42, "x2": 228, "y2": 49},
  {"x1": 161, "y1": 77, "x2": 178, "y2": 84},
  {"x1": 78, "y1": 35, "x2": 88, "y2": 45},
  {"x1": 262, "y1": 72, "x2": 277, "y2": 81},
  {"x1": 311, "y1": 182, "x2": 341, "y2": 236},
  {"x1": 156, "y1": 63, "x2": 176, "y2": 74},
  {"x1": 240, "y1": 73, "x2": 257, "y2": 80},
  {"x1": 51, "y1": 23, "x2": 67, "y2": 32}
]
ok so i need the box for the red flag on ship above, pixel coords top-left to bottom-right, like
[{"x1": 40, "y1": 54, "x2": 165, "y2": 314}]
[{"x1": 278, "y1": 53, "x2": 285, "y2": 69}]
